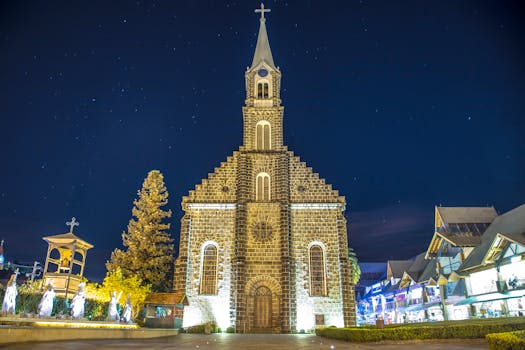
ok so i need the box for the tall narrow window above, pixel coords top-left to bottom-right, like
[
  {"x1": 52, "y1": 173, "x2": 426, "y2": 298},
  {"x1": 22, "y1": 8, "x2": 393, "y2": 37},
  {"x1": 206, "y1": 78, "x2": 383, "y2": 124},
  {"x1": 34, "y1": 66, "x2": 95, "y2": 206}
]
[
  {"x1": 309, "y1": 245, "x2": 327, "y2": 296},
  {"x1": 200, "y1": 244, "x2": 218, "y2": 294},
  {"x1": 255, "y1": 121, "x2": 271, "y2": 150},
  {"x1": 256, "y1": 172, "x2": 270, "y2": 201},
  {"x1": 257, "y1": 82, "x2": 269, "y2": 98}
]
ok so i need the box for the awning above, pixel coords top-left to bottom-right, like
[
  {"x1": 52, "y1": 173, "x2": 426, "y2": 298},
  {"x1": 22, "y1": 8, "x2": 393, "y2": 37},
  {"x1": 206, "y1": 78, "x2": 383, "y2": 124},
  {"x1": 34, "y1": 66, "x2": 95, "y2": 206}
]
[
  {"x1": 504, "y1": 289, "x2": 525, "y2": 298},
  {"x1": 402, "y1": 301, "x2": 442, "y2": 312},
  {"x1": 455, "y1": 292, "x2": 509, "y2": 306}
]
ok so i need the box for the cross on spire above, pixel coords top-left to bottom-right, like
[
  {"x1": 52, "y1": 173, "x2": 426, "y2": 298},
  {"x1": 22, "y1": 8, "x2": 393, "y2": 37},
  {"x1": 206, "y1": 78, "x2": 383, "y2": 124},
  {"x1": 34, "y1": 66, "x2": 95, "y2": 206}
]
[
  {"x1": 255, "y1": 3, "x2": 270, "y2": 21},
  {"x1": 66, "y1": 217, "x2": 79, "y2": 233}
]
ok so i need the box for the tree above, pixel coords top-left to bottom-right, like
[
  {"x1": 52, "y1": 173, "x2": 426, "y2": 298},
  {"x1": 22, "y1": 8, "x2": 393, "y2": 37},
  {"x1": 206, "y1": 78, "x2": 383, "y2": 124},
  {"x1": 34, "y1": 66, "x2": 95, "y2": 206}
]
[
  {"x1": 106, "y1": 170, "x2": 174, "y2": 291},
  {"x1": 348, "y1": 246, "x2": 361, "y2": 285},
  {"x1": 86, "y1": 267, "x2": 151, "y2": 319}
]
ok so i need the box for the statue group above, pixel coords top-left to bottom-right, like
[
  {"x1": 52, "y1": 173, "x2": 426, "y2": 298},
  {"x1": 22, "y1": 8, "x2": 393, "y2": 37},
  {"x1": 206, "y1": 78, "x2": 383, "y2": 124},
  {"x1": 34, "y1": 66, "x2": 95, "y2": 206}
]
[{"x1": 1, "y1": 271, "x2": 133, "y2": 323}]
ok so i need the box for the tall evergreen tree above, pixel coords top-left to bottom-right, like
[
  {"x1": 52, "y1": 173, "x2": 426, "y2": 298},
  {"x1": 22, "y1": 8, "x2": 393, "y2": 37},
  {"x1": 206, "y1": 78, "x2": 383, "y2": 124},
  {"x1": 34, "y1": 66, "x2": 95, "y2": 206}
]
[{"x1": 106, "y1": 170, "x2": 174, "y2": 292}]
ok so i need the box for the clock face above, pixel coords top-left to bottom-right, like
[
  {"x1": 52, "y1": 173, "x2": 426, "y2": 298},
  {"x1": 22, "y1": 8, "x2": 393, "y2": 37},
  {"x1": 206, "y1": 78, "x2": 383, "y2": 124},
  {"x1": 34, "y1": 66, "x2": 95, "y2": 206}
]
[{"x1": 258, "y1": 69, "x2": 268, "y2": 77}]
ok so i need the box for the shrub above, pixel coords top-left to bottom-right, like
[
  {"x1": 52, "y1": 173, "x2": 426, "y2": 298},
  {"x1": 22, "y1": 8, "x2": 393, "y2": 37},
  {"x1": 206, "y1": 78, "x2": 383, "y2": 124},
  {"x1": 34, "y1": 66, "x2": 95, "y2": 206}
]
[
  {"x1": 486, "y1": 330, "x2": 525, "y2": 350},
  {"x1": 316, "y1": 319, "x2": 525, "y2": 342},
  {"x1": 226, "y1": 326, "x2": 235, "y2": 333}
]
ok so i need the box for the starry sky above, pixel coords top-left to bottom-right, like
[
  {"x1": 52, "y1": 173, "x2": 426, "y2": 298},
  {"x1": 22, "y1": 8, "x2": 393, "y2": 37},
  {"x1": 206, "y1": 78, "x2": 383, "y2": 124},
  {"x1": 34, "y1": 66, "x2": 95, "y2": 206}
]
[{"x1": 1, "y1": 1, "x2": 524, "y2": 281}]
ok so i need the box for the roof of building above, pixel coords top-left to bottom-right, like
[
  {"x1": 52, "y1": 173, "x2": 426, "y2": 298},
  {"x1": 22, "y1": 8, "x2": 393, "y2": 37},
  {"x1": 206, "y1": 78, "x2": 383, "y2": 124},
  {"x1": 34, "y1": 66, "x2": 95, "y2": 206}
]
[
  {"x1": 406, "y1": 253, "x2": 427, "y2": 281},
  {"x1": 417, "y1": 258, "x2": 438, "y2": 284},
  {"x1": 251, "y1": 15, "x2": 276, "y2": 69},
  {"x1": 144, "y1": 292, "x2": 188, "y2": 306},
  {"x1": 42, "y1": 232, "x2": 94, "y2": 250},
  {"x1": 388, "y1": 260, "x2": 413, "y2": 280},
  {"x1": 459, "y1": 203, "x2": 525, "y2": 272},
  {"x1": 437, "y1": 206, "x2": 498, "y2": 224}
]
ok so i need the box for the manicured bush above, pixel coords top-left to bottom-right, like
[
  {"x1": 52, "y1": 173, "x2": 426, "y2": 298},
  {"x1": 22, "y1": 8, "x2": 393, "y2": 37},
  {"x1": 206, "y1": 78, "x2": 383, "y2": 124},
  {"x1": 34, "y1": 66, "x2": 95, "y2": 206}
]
[
  {"x1": 486, "y1": 330, "x2": 525, "y2": 350},
  {"x1": 316, "y1": 318, "x2": 525, "y2": 342}
]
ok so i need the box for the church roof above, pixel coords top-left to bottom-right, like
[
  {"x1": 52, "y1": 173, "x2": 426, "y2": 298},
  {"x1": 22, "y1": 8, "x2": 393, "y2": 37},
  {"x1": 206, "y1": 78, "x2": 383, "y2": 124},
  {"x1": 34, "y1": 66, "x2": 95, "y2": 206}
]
[{"x1": 251, "y1": 13, "x2": 276, "y2": 69}]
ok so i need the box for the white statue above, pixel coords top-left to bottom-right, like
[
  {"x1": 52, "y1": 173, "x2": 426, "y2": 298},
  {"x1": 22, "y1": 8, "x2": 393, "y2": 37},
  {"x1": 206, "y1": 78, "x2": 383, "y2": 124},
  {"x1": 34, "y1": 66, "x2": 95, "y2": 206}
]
[
  {"x1": 122, "y1": 293, "x2": 132, "y2": 323},
  {"x1": 38, "y1": 281, "x2": 55, "y2": 317},
  {"x1": 108, "y1": 291, "x2": 122, "y2": 321},
  {"x1": 70, "y1": 282, "x2": 86, "y2": 318},
  {"x1": 2, "y1": 270, "x2": 18, "y2": 315}
]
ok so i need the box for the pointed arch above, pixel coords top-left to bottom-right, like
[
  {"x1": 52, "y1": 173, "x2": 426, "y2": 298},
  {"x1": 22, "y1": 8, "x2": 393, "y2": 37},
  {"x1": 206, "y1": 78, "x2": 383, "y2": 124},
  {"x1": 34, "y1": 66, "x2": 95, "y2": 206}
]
[
  {"x1": 255, "y1": 120, "x2": 271, "y2": 150},
  {"x1": 257, "y1": 80, "x2": 269, "y2": 99},
  {"x1": 200, "y1": 242, "x2": 218, "y2": 295},
  {"x1": 256, "y1": 172, "x2": 271, "y2": 201},
  {"x1": 308, "y1": 242, "x2": 327, "y2": 296}
]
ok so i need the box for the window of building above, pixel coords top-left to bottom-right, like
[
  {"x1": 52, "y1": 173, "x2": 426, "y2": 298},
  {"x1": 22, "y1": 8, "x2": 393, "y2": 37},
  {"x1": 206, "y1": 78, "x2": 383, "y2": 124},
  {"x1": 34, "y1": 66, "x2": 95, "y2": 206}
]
[
  {"x1": 256, "y1": 121, "x2": 271, "y2": 150},
  {"x1": 200, "y1": 244, "x2": 218, "y2": 294},
  {"x1": 256, "y1": 172, "x2": 270, "y2": 201},
  {"x1": 309, "y1": 244, "x2": 327, "y2": 296},
  {"x1": 257, "y1": 82, "x2": 269, "y2": 98}
]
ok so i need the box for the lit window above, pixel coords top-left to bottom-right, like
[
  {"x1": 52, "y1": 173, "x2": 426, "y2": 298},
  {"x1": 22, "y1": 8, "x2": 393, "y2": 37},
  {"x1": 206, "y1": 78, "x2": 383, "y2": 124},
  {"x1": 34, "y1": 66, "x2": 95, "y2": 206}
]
[
  {"x1": 257, "y1": 82, "x2": 269, "y2": 98},
  {"x1": 309, "y1": 245, "x2": 327, "y2": 296},
  {"x1": 200, "y1": 244, "x2": 218, "y2": 294},
  {"x1": 256, "y1": 121, "x2": 271, "y2": 150},
  {"x1": 256, "y1": 172, "x2": 270, "y2": 201}
]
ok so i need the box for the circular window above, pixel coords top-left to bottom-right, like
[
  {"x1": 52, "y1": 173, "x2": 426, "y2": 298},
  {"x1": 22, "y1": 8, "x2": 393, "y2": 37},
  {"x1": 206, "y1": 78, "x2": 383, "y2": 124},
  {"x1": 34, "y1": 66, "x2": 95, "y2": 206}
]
[
  {"x1": 258, "y1": 69, "x2": 268, "y2": 77},
  {"x1": 252, "y1": 222, "x2": 273, "y2": 242}
]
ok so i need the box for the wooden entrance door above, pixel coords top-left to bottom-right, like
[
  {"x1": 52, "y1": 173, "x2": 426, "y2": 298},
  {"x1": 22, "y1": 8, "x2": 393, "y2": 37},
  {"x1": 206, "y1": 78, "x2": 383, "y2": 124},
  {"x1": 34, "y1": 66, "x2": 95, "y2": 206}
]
[{"x1": 254, "y1": 286, "x2": 272, "y2": 329}]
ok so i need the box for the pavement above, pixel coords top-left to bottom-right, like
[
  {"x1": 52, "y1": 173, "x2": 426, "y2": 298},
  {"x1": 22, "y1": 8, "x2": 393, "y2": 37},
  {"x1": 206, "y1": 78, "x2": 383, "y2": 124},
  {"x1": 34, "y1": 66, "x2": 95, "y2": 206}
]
[{"x1": 0, "y1": 334, "x2": 489, "y2": 349}]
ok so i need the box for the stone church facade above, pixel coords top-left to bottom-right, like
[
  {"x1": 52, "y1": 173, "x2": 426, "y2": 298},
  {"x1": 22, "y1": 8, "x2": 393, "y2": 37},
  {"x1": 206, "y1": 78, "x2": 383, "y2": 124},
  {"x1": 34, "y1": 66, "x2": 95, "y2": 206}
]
[{"x1": 173, "y1": 6, "x2": 356, "y2": 333}]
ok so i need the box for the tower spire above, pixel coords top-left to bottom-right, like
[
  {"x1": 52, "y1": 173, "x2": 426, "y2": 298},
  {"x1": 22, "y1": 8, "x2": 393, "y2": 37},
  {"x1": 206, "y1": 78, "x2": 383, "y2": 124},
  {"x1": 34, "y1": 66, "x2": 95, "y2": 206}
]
[{"x1": 251, "y1": 3, "x2": 276, "y2": 70}]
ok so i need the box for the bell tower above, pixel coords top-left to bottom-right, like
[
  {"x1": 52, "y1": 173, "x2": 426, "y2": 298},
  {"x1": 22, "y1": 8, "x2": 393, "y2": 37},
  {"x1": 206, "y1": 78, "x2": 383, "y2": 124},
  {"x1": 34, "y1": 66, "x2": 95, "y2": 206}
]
[{"x1": 242, "y1": 3, "x2": 284, "y2": 152}]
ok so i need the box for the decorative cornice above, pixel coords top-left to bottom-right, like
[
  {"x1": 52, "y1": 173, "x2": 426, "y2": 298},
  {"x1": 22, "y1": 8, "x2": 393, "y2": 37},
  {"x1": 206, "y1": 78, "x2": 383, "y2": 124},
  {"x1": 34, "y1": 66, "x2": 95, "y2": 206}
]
[
  {"x1": 290, "y1": 203, "x2": 344, "y2": 210},
  {"x1": 187, "y1": 203, "x2": 237, "y2": 210}
]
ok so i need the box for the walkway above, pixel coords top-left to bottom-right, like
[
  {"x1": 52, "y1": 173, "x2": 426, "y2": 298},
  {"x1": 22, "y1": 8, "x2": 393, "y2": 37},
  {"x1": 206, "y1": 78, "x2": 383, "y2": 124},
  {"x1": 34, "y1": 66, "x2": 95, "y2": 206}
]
[{"x1": 0, "y1": 334, "x2": 488, "y2": 350}]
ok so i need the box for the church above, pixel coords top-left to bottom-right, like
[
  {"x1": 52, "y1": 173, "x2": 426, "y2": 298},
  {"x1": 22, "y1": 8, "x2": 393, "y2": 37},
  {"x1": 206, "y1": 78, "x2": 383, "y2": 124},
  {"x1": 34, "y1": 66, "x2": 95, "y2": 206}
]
[{"x1": 173, "y1": 5, "x2": 356, "y2": 333}]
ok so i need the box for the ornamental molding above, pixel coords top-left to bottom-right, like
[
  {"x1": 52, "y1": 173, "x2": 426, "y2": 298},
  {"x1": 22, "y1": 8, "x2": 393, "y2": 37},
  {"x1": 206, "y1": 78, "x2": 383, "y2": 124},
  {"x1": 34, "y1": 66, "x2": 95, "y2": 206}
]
[
  {"x1": 290, "y1": 203, "x2": 344, "y2": 210},
  {"x1": 187, "y1": 203, "x2": 237, "y2": 210}
]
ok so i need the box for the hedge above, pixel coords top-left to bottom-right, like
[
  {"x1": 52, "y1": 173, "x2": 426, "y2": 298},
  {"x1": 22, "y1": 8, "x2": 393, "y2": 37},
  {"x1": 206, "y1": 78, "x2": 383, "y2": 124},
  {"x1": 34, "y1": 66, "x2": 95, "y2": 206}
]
[
  {"x1": 316, "y1": 319, "x2": 525, "y2": 342},
  {"x1": 486, "y1": 331, "x2": 525, "y2": 350}
]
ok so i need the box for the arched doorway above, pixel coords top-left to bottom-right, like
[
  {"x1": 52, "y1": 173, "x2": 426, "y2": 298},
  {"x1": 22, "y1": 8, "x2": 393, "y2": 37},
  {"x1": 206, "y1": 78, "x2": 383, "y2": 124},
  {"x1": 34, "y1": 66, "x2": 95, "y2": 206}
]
[{"x1": 254, "y1": 286, "x2": 272, "y2": 330}]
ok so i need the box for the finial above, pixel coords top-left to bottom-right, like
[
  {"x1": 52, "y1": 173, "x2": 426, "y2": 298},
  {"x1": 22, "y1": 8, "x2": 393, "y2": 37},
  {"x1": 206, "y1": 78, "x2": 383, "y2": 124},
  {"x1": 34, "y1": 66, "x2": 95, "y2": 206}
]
[
  {"x1": 255, "y1": 3, "x2": 271, "y2": 21},
  {"x1": 66, "y1": 217, "x2": 80, "y2": 233}
]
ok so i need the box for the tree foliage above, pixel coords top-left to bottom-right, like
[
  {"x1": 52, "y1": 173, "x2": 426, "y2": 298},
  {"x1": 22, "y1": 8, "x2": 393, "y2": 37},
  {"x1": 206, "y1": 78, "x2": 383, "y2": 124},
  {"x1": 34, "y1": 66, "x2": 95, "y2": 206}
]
[
  {"x1": 86, "y1": 267, "x2": 151, "y2": 319},
  {"x1": 348, "y1": 246, "x2": 361, "y2": 285},
  {"x1": 106, "y1": 170, "x2": 174, "y2": 291}
]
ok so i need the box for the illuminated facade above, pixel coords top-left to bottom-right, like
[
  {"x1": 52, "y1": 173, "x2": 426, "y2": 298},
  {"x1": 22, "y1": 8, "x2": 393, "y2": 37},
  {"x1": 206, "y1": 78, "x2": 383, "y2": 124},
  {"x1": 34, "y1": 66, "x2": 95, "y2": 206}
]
[
  {"x1": 173, "y1": 5, "x2": 356, "y2": 333},
  {"x1": 358, "y1": 204, "x2": 525, "y2": 324}
]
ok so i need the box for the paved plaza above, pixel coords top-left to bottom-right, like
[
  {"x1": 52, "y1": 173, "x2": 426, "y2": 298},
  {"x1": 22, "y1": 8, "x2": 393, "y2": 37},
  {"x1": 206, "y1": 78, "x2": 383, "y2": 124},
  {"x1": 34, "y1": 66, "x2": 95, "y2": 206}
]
[{"x1": 0, "y1": 334, "x2": 488, "y2": 350}]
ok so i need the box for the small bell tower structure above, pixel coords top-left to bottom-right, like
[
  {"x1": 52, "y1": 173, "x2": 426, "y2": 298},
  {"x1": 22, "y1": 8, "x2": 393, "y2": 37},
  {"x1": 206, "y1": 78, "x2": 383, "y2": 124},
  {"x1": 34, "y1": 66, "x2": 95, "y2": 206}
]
[{"x1": 42, "y1": 217, "x2": 93, "y2": 298}]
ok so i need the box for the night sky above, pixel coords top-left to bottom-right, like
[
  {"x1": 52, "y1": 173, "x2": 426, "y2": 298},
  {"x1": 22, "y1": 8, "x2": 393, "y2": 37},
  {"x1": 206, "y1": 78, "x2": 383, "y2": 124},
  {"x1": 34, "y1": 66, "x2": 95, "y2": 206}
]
[{"x1": 1, "y1": 1, "x2": 524, "y2": 281}]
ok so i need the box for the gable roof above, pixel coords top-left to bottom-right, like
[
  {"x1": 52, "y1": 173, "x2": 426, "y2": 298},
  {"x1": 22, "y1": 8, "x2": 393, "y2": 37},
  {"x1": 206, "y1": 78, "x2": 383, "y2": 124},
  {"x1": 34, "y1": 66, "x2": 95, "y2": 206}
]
[
  {"x1": 459, "y1": 203, "x2": 525, "y2": 272},
  {"x1": 437, "y1": 206, "x2": 498, "y2": 224},
  {"x1": 387, "y1": 260, "x2": 413, "y2": 280}
]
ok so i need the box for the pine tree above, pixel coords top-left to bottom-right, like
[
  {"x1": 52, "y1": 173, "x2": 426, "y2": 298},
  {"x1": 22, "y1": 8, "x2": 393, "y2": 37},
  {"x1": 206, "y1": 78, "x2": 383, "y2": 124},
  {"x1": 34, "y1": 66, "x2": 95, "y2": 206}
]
[{"x1": 106, "y1": 170, "x2": 174, "y2": 292}]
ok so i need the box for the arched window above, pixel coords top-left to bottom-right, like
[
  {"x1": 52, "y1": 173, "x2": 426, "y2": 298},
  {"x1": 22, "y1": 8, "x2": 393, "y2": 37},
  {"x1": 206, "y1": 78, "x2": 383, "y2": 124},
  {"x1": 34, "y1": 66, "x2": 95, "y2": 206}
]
[
  {"x1": 256, "y1": 121, "x2": 271, "y2": 150},
  {"x1": 200, "y1": 244, "x2": 218, "y2": 294},
  {"x1": 309, "y1": 244, "x2": 327, "y2": 296},
  {"x1": 257, "y1": 82, "x2": 269, "y2": 98},
  {"x1": 256, "y1": 172, "x2": 270, "y2": 201}
]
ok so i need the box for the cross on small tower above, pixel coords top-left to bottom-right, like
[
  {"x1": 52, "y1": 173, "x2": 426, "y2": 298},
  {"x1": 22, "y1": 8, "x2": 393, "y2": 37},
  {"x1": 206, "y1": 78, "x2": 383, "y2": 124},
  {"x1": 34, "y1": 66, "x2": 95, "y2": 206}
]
[
  {"x1": 255, "y1": 3, "x2": 270, "y2": 20},
  {"x1": 66, "y1": 217, "x2": 79, "y2": 233}
]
